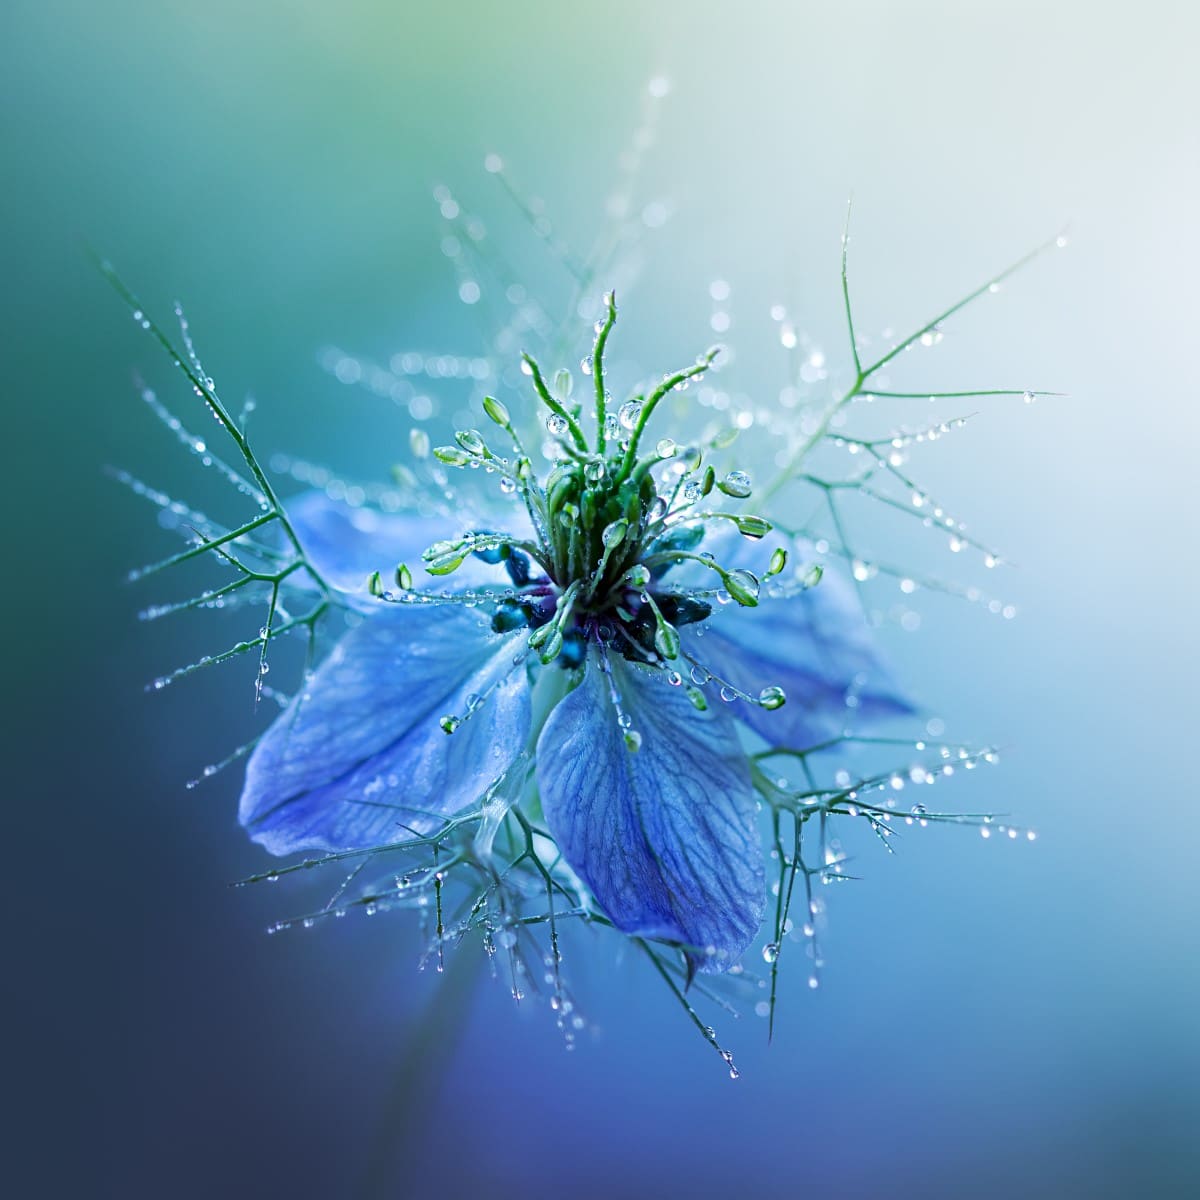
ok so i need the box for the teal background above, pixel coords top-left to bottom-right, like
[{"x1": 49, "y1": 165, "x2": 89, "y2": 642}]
[{"x1": 4, "y1": 2, "x2": 1198, "y2": 1197}]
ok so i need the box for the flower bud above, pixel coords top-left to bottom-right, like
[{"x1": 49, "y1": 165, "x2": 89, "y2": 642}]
[
  {"x1": 734, "y1": 515, "x2": 771, "y2": 539},
  {"x1": 722, "y1": 568, "x2": 760, "y2": 607},
  {"x1": 434, "y1": 445, "x2": 472, "y2": 467},
  {"x1": 482, "y1": 395, "x2": 511, "y2": 428}
]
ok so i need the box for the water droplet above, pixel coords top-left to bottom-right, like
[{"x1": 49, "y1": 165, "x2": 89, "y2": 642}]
[
  {"x1": 618, "y1": 400, "x2": 643, "y2": 430},
  {"x1": 455, "y1": 428, "x2": 484, "y2": 454},
  {"x1": 546, "y1": 414, "x2": 568, "y2": 436},
  {"x1": 602, "y1": 519, "x2": 627, "y2": 547},
  {"x1": 762, "y1": 942, "x2": 779, "y2": 964},
  {"x1": 724, "y1": 568, "x2": 760, "y2": 604},
  {"x1": 718, "y1": 470, "x2": 752, "y2": 499}
]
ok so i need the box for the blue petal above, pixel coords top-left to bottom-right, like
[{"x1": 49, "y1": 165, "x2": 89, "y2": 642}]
[
  {"x1": 536, "y1": 655, "x2": 764, "y2": 974},
  {"x1": 285, "y1": 491, "x2": 536, "y2": 602},
  {"x1": 682, "y1": 560, "x2": 913, "y2": 748},
  {"x1": 240, "y1": 605, "x2": 530, "y2": 854},
  {"x1": 286, "y1": 491, "x2": 447, "y2": 593}
]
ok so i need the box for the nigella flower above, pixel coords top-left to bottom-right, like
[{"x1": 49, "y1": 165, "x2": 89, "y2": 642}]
[
  {"x1": 112, "y1": 188, "x2": 1058, "y2": 1065},
  {"x1": 238, "y1": 307, "x2": 912, "y2": 978}
]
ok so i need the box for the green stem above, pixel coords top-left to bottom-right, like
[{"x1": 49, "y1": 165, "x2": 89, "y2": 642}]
[
  {"x1": 98, "y1": 259, "x2": 332, "y2": 595},
  {"x1": 760, "y1": 230, "x2": 1065, "y2": 504}
]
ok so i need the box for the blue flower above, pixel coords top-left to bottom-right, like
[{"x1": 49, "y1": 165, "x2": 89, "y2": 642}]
[{"x1": 238, "y1": 297, "x2": 912, "y2": 977}]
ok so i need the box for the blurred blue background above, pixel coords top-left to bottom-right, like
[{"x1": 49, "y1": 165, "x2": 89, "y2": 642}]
[{"x1": 4, "y1": 2, "x2": 1198, "y2": 1197}]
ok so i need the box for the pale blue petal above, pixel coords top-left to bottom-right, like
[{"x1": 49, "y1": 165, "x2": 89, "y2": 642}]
[
  {"x1": 286, "y1": 491, "x2": 452, "y2": 593},
  {"x1": 285, "y1": 491, "x2": 540, "y2": 607},
  {"x1": 682, "y1": 564, "x2": 913, "y2": 748},
  {"x1": 536, "y1": 655, "x2": 764, "y2": 974},
  {"x1": 240, "y1": 605, "x2": 530, "y2": 854}
]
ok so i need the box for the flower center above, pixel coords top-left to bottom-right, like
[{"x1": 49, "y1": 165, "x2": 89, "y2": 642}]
[{"x1": 416, "y1": 292, "x2": 783, "y2": 671}]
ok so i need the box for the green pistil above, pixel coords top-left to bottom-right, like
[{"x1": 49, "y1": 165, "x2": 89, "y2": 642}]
[
  {"x1": 522, "y1": 353, "x2": 588, "y2": 452},
  {"x1": 592, "y1": 291, "x2": 617, "y2": 455},
  {"x1": 637, "y1": 549, "x2": 760, "y2": 607},
  {"x1": 613, "y1": 346, "x2": 721, "y2": 486}
]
